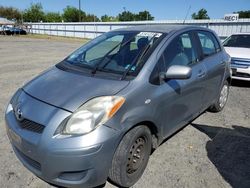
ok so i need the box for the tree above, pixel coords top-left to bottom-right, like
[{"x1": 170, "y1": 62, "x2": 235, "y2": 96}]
[
  {"x1": 118, "y1": 10, "x2": 154, "y2": 22},
  {"x1": 63, "y1": 6, "x2": 83, "y2": 22},
  {"x1": 101, "y1": 15, "x2": 118, "y2": 22},
  {"x1": 0, "y1": 6, "x2": 22, "y2": 22},
  {"x1": 62, "y1": 6, "x2": 99, "y2": 22},
  {"x1": 45, "y1": 12, "x2": 62, "y2": 22},
  {"x1": 135, "y1": 11, "x2": 154, "y2": 21},
  {"x1": 235, "y1": 10, "x2": 250, "y2": 18},
  {"x1": 85, "y1": 14, "x2": 100, "y2": 22},
  {"x1": 101, "y1": 14, "x2": 111, "y2": 22},
  {"x1": 192, "y1": 8, "x2": 210, "y2": 20},
  {"x1": 23, "y1": 3, "x2": 45, "y2": 22},
  {"x1": 118, "y1": 11, "x2": 135, "y2": 21}
]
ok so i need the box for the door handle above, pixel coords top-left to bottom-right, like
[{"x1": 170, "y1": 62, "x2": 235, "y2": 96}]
[
  {"x1": 219, "y1": 61, "x2": 225, "y2": 66},
  {"x1": 198, "y1": 71, "x2": 206, "y2": 78}
]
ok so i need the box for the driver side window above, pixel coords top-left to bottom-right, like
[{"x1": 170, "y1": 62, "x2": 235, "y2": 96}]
[
  {"x1": 161, "y1": 33, "x2": 198, "y2": 71},
  {"x1": 150, "y1": 32, "x2": 197, "y2": 85}
]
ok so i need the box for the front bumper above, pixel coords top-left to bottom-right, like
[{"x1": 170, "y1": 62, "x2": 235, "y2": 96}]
[
  {"x1": 231, "y1": 67, "x2": 250, "y2": 81},
  {"x1": 5, "y1": 96, "x2": 122, "y2": 188}
]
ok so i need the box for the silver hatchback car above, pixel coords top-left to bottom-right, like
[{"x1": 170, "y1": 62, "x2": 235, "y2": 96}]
[{"x1": 5, "y1": 25, "x2": 231, "y2": 188}]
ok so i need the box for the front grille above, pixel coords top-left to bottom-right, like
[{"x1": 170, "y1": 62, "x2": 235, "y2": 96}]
[
  {"x1": 18, "y1": 119, "x2": 45, "y2": 134},
  {"x1": 231, "y1": 58, "x2": 250, "y2": 69},
  {"x1": 14, "y1": 146, "x2": 41, "y2": 171}
]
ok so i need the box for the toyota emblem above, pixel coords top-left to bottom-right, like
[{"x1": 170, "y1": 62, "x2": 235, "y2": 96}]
[{"x1": 15, "y1": 104, "x2": 24, "y2": 121}]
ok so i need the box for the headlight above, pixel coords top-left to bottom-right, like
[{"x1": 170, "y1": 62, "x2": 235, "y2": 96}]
[{"x1": 61, "y1": 96, "x2": 125, "y2": 135}]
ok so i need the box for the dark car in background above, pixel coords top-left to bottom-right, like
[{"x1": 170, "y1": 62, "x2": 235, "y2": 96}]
[
  {"x1": 5, "y1": 25, "x2": 231, "y2": 188},
  {"x1": 0, "y1": 26, "x2": 27, "y2": 35}
]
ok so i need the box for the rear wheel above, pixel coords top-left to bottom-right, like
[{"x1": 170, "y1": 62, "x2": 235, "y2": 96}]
[
  {"x1": 109, "y1": 126, "x2": 152, "y2": 187},
  {"x1": 209, "y1": 80, "x2": 229, "y2": 112}
]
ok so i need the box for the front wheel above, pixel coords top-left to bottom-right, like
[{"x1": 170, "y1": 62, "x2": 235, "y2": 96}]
[
  {"x1": 209, "y1": 80, "x2": 229, "y2": 112},
  {"x1": 109, "y1": 126, "x2": 152, "y2": 187}
]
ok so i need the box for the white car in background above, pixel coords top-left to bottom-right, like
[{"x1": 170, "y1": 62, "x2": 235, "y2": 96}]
[{"x1": 223, "y1": 33, "x2": 250, "y2": 81}]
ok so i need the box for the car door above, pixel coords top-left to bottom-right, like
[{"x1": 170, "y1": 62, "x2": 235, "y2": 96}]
[
  {"x1": 194, "y1": 31, "x2": 225, "y2": 109},
  {"x1": 150, "y1": 31, "x2": 207, "y2": 138}
]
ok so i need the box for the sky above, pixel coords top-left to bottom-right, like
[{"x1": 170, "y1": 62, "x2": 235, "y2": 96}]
[{"x1": 0, "y1": 0, "x2": 249, "y2": 20}]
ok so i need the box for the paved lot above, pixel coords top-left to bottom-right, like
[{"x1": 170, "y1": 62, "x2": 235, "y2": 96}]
[{"x1": 0, "y1": 36, "x2": 249, "y2": 188}]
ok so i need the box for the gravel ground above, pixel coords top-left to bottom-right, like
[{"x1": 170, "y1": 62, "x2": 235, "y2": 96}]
[{"x1": 0, "y1": 36, "x2": 249, "y2": 188}]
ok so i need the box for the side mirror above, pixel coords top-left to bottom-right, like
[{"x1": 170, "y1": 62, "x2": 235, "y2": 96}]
[{"x1": 160, "y1": 65, "x2": 192, "y2": 80}]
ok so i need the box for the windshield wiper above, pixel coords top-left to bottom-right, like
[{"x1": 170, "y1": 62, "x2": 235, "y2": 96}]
[
  {"x1": 120, "y1": 34, "x2": 157, "y2": 80},
  {"x1": 91, "y1": 34, "x2": 137, "y2": 75},
  {"x1": 91, "y1": 43, "x2": 122, "y2": 75}
]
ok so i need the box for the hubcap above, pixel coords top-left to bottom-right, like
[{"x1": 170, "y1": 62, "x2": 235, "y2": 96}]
[
  {"x1": 126, "y1": 137, "x2": 146, "y2": 174},
  {"x1": 219, "y1": 84, "x2": 228, "y2": 108}
]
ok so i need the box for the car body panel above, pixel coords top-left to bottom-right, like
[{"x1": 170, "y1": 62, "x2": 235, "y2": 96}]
[
  {"x1": 5, "y1": 91, "x2": 122, "y2": 188},
  {"x1": 23, "y1": 67, "x2": 130, "y2": 112},
  {"x1": 224, "y1": 47, "x2": 250, "y2": 59}
]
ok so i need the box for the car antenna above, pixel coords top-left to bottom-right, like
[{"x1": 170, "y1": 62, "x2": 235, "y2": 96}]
[{"x1": 183, "y1": 5, "x2": 191, "y2": 24}]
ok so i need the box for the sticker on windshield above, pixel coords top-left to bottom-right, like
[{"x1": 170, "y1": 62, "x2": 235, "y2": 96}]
[{"x1": 138, "y1": 32, "x2": 162, "y2": 38}]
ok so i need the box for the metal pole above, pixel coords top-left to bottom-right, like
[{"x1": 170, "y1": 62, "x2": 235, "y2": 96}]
[
  {"x1": 79, "y1": 0, "x2": 81, "y2": 22},
  {"x1": 183, "y1": 5, "x2": 191, "y2": 24}
]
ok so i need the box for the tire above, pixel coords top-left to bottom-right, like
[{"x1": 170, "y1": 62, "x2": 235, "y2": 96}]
[
  {"x1": 209, "y1": 80, "x2": 229, "y2": 112},
  {"x1": 109, "y1": 126, "x2": 152, "y2": 188}
]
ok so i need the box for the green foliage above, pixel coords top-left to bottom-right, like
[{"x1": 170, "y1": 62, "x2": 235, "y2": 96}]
[
  {"x1": 23, "y1": 3, "x2": 45, "y2": 22},
  {"x1": 62, "y1": 6, "x2": 83, "y2": 22},
  {"x1": 45, "y1": 12, "x2": 62, "y2": 22},
  {"x1": 101, "y1": 14, "x2": 118, "y2": 22},
  {"x1": 135, "y1": 11, "x2": 154, "y2": 21},
  {"x1": 118, "y1": 10, "x2": 154, "y2": 21},
  {"x1": 118, "y1": 11, "x2": 135, "y2": 21},
  {"x1": 0, "y1": 3, "x2": 154, "y2": 23},
  {"x1": 62, "y1": 6, "x2": 100, "y2": 22},
  {"x1": 192, "y1": 8, "x2": 210, "y2": 20},
  {"x1": 235, "y1": 10, "x2": 250, "y2": 18},
  {"x1": 84, "y1": 14, "x2": 100, "y2": 22},
  {"x1": 0, "y1": 6, "x2": 22, "y2": 22}
]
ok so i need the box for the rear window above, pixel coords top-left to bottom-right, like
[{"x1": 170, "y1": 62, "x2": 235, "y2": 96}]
[{"x1": 223, "y1": 34, "x2": 250, "y2": 48}]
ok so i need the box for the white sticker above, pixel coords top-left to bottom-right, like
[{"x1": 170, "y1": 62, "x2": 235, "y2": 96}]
[{"x1": 138, "y1": 32, "x2": 162, "y2": 38}]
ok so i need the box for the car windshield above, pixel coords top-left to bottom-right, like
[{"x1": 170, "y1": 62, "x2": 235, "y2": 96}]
[
  {"x1": 223, "y1": 34, "x2": 250, "y2": 48},
  {"x1": 64, "y1": 31, "x2": 164, "y2": 77}
]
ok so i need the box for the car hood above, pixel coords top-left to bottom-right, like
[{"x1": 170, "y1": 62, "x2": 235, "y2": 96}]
[
  {"x1": 224, "y1": 47, "x2": 250, "y2": 59},
  {"x1": 23, "y1": 67, "x2": 129, "y2": 112}
]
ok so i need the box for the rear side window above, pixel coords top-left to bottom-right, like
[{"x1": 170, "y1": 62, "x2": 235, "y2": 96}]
[{"x1": 197, "y1": 31, "x2": 220, "y2": 57}]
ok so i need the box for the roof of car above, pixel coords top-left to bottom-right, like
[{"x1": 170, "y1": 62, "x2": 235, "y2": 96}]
[{"x1": 113, "y1": 24, "x2": 204, "y2": 33}]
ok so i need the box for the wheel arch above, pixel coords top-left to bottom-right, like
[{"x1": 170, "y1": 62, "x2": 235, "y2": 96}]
[{"x1": 124, "y1": 120, "x2": 160, "y2": 149}]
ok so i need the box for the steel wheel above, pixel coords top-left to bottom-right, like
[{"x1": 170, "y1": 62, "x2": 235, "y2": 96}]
[{"x1": 126, "y1": 137, "x2": 147, "y2": 175}]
